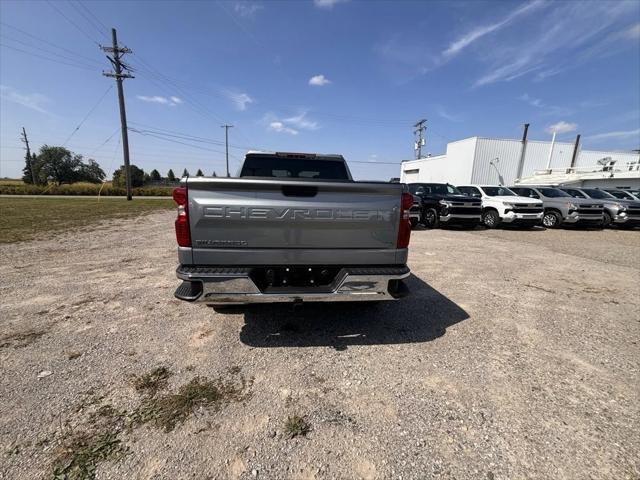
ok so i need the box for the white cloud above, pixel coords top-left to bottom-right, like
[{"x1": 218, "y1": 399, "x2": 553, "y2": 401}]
[
  {"x1": 264, "y1": 111, "x2": 319, "y2": 135},
  {"x1": 546, "y1": 121, "x2": 578, "y2": 134},
  {"x1": 314, "y1": 0, "x2": 348, "y2": 9},
  {"x1": 308, "y1": 74, "x2": 331, "y2": 86},
  {"x1": 233, "y1": 2, "x2": 263, "y2": 17},
  {"x1": 283, "y1": 112, "x2": 318, "y2": 130},
  {"x1": 443, "y1": 0, "x2": 545, "y2": 57},
  {"x1": 585, "y1": 129, "x2": 640, "y2": 141},
  {"x1": 269, "y1": 121, "x2": 298, "y2": 135},
  {"x1": 436, "y1": 106, "x2": 463, "y2": 122},
  {"x1": 137, "y1": 95, "x2": 182, "y2": 106},
  {"x1": 223, "y1": 90, "x2": 254, "y2": 111},
  {"x1": 518, "y1": 93, "x2": 572, "y2": 116},
  {"x1": 623, "y1": 22, "x2": 640, "y2": 40},
  {"x1": 0, "y1": 85, "x2": 51, "y2": 114}
]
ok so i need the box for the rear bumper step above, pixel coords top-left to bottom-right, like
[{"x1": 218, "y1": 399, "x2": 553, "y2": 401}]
[{"x1": 174, "y1": 265, "x2": 410, "y2": 304}]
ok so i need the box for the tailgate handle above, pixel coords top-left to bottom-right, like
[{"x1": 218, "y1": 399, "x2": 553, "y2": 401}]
[{"x1": 281, "y1": 185, "x2": 318, "y2": 197}]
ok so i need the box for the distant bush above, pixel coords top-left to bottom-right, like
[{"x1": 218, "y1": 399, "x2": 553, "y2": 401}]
[{"x1": 0, "y1": 182, "x2": 174, "y2": 197}]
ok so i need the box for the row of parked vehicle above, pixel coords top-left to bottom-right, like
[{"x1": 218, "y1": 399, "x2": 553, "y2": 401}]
[{"x1": 407, "y1": 183, "x2": 640, "y2": 230}]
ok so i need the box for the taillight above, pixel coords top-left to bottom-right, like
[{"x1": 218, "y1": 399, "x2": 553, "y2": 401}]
[
  {"x1": 173, "y1": 187, "x2": 191, "y2": 247},
  {"x1": 397, "y1": 192, "x2": 413, "y2": 248}
]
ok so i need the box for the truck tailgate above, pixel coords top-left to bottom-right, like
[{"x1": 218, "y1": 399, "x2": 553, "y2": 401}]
[{"x1": 185, "y1": 178, "x2": 403, "y2": 265}]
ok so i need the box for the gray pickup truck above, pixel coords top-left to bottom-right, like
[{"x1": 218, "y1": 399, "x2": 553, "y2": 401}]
[{"x1": 172, "y1": 151, "x2": 412, "y2": 305}]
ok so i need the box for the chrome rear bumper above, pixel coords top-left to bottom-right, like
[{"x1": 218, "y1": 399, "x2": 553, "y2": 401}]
[{"x1": 175, "y1": 265, "x2": 410, "y2": 304}]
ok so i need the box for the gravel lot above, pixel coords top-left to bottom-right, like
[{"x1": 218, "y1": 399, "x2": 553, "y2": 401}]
[{"x1": 1, "y1": 212, "x2": 639, "y2": 480}]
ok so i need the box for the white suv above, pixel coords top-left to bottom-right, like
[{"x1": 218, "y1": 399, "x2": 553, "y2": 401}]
[{"x1": 457, "y1": 185, "x2": 544, "y2": 228}]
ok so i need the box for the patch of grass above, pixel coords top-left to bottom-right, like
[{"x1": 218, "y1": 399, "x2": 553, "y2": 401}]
[
  {"x1": 53, "y1": 405, "x2": 127, "y2": 480},
  {"x1": 0, "y1": 181, "x2": 174, "y2": 196},
  {"x1": 133, "y1": 366, "x2": 172, "y2": 396},
  {"x1": 131, "y1": 376, "x2": 246, "y2": 432},
  {"x1": 52, "y1": 431, "x2": 125, "y2": 480},
  {"x1": 0, "y1": 197, "x2": 174, "y2": 243},
  {"x1": 284, "y1": 415, "x2": 311, "y2": 439}
]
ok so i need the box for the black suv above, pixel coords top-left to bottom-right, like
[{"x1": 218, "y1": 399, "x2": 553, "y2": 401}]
[{"x1": 408, "y1": 183, "x2": 482, "y2": 228}]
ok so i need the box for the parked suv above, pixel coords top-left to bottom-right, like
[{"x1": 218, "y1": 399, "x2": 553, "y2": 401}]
[
  {"x1": 408, "y1": 183, "x2": 482, "y2": 228},
  {"x1": 457, "y1": 185, "x2": 543, "y2": 228},
  {"x1": 560, "y1": 187, "x2": 640, "y2": 228},
  {"x1": 604, "y1": 189, "x2": 640, "y2": 201},
  {"x1": 509, "y1": 186, "x2": 604, "y2": 228}
]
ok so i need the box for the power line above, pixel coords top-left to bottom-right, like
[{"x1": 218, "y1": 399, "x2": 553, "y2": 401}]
[
  {"x1": 62, "y1": 85, "x2": 114, "y2": 146},
  {"x1": 0, "y1": 22, "x2": 103, "y2": 65},
  {"x1": 0, "y1": 43, "x2": 95, "y2": 71},
  {"x1": 0, "y1": 34, "x2": 101, "y2": 68},
  {"x1": 68, "y1": 0, "x2": 110, "y2": 40},
  {"x1": 75, "y1": 1, "x2": 110, "y2": 36},
  {"x1": 45, "y1": 0, "x2": 101, "y2": 46}
]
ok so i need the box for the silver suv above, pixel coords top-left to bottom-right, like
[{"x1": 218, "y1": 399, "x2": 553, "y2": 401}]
[
  {"x1": 510, "y1": 186, "x2": 604, "y2": 228},
  {"x1": 560, "y1": 187, "x2": 640, "y2": 228}
]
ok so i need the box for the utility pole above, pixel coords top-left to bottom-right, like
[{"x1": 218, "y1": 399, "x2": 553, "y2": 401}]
[
  {"x1": 20, "y1": 127, "x2": 36, "y2": 183},
  {"x1": 413, "y1": 119, "x2": 427, "y2": 159},
  {"x1": 101, "y1": 28, "x2": 134, "y2": 200},
  {"x1": 221, "y1": 124, "x2": 233, "y2": 177}
]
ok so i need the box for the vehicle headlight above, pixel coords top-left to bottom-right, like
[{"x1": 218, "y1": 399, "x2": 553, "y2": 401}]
[
  {"x1": 614, "y1": 203, "x2": 626, "y2": 211},
  {"x1": 503, "y1": 202, "x2": 516, "y2": 208},
  {"x1": 439, "y1": 200, "x2": 452, "y2": 206},
  {"x1": 567, "y1": 202, "x2": 578, "y2": 210}
]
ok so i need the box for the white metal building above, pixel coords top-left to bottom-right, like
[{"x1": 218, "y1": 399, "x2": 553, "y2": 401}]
[{"x1": 400, "y1": 136, "x2": 640, "y2": 187}]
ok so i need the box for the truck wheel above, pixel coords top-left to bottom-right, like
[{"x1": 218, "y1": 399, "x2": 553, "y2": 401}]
[
  {"x1": 542, "y1": 211, "x2": 561, "y2": 228},
  {"x1": 410, "y1": 218, "x2": 419, "y2": 228},
  {"x1": 482, "y1": 210, "x2": 500, "y2": 228},
  {"x1": 602, "y1": 211, "x2": 612, "y2": 227},
  {"x1": 422, "y1": 208, "x2": 439, "y2": 228}
]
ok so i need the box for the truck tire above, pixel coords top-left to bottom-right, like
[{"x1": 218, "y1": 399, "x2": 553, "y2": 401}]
[
  {"x1": 482, "y1": 209, "x2": 501, "y2": 229},
  {"x1": 542, "y1": 210, "x2": 562, "y2": 228},
  {"x1": 410, "y1": 218, "x2": 419, "y2": 228},
  {"x1": 422, "y1": 208, "x2": 439, "y2": 229},
  {"x1": 602, "y1": 211, "x2": 612, "y2": 227}
]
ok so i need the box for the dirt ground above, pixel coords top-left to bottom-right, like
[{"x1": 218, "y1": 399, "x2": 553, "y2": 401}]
[{"x1": 1, "y1": 212, "x2": 639, "y2": 480}]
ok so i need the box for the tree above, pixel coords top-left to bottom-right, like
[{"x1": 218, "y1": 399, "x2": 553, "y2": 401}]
[
  {"x1": 150, "y1": 169, "x2": 161, "y2": 182},
  {"x1": 22, "y1": 151, "x2": 35, "y2": 184},
  {"x1": 78, "y1": 159, "x2": 106, "y2": 184},
  {"x1": 36, "y1": 145, "x2": 81, "y2": 184},
  {"x1": 196, "y1": 169, "x2": 204, "y2": 176},
  {"x1": 182, "y1": 168, "x2": 190, "y2": 177},
  {"x1": 143, "y1": 172, "x2": 151, "y2": 184},
  {"x1": 167, "y1": 169, "x2": 176, "y2": 182},
  {"x1": 112, "y1": 164, "x2": 145, "y2": 188},
  {"x1": 212, "y1": 171, "x2": 217, "y2": 177},
  {"x1": 30, "y1": 145, "x2": 104, "y2": 185}
]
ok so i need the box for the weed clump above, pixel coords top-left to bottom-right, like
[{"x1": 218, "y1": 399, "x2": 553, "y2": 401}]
[
  {"x1": 284, "y1": 415, "x2": 311, "y2": 439},
  {"x1": 132, "y1": 366, "x2": 172, "y2": 396},
  {"x1": 131, "y1": 376, "x2": 245, "y2": 432}
]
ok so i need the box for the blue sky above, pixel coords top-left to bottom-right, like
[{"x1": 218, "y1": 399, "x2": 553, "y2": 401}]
[{"x1": 1, "y1": 0, "x2": 639, "y2": 180}]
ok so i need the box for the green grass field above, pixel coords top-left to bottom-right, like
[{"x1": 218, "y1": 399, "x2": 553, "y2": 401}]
[
  {"x1": 0, "y1": 179, "x2": 175, "y2": 196},
  {"x1": 0, "y1": 197, "x2": 174, "y2": 243}
]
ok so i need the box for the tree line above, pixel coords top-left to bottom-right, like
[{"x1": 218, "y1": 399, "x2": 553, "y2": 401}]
[{"x1": 22, "y1": 145, "x2": 217, "y2": 186}]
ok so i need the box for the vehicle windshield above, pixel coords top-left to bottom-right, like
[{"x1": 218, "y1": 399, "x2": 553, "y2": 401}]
[
  {"x1": 607, "y1": 190, "x2": 632, "y2": 199},
  {"x1": 240, "y1": 155, "x2": 350, "y2": 180},
  {"x1": 581, "y1": 189, "x2": 615, "y2": 199},
  {"x1": 409, "y1": 183, "x2": 462, "y2": 195},
  {"x1": 482, "y1": 186, "x2": 516, "y2": 196},
  {"x1": 538, "y1": 188, "x2": 571, "y2": 198}
]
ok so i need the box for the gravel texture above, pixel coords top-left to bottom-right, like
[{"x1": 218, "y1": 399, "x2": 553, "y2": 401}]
[{"x1": 1, "y1": 213, "x2": 638, "y2": 480}]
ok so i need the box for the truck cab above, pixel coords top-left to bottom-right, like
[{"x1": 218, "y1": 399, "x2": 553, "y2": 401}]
[
  {"x1": 408, "y1": 183, "x2": 482, "y2": 228},
  {"x1": 457, "y1": 185, "x2": 543, "y2": 228}
]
